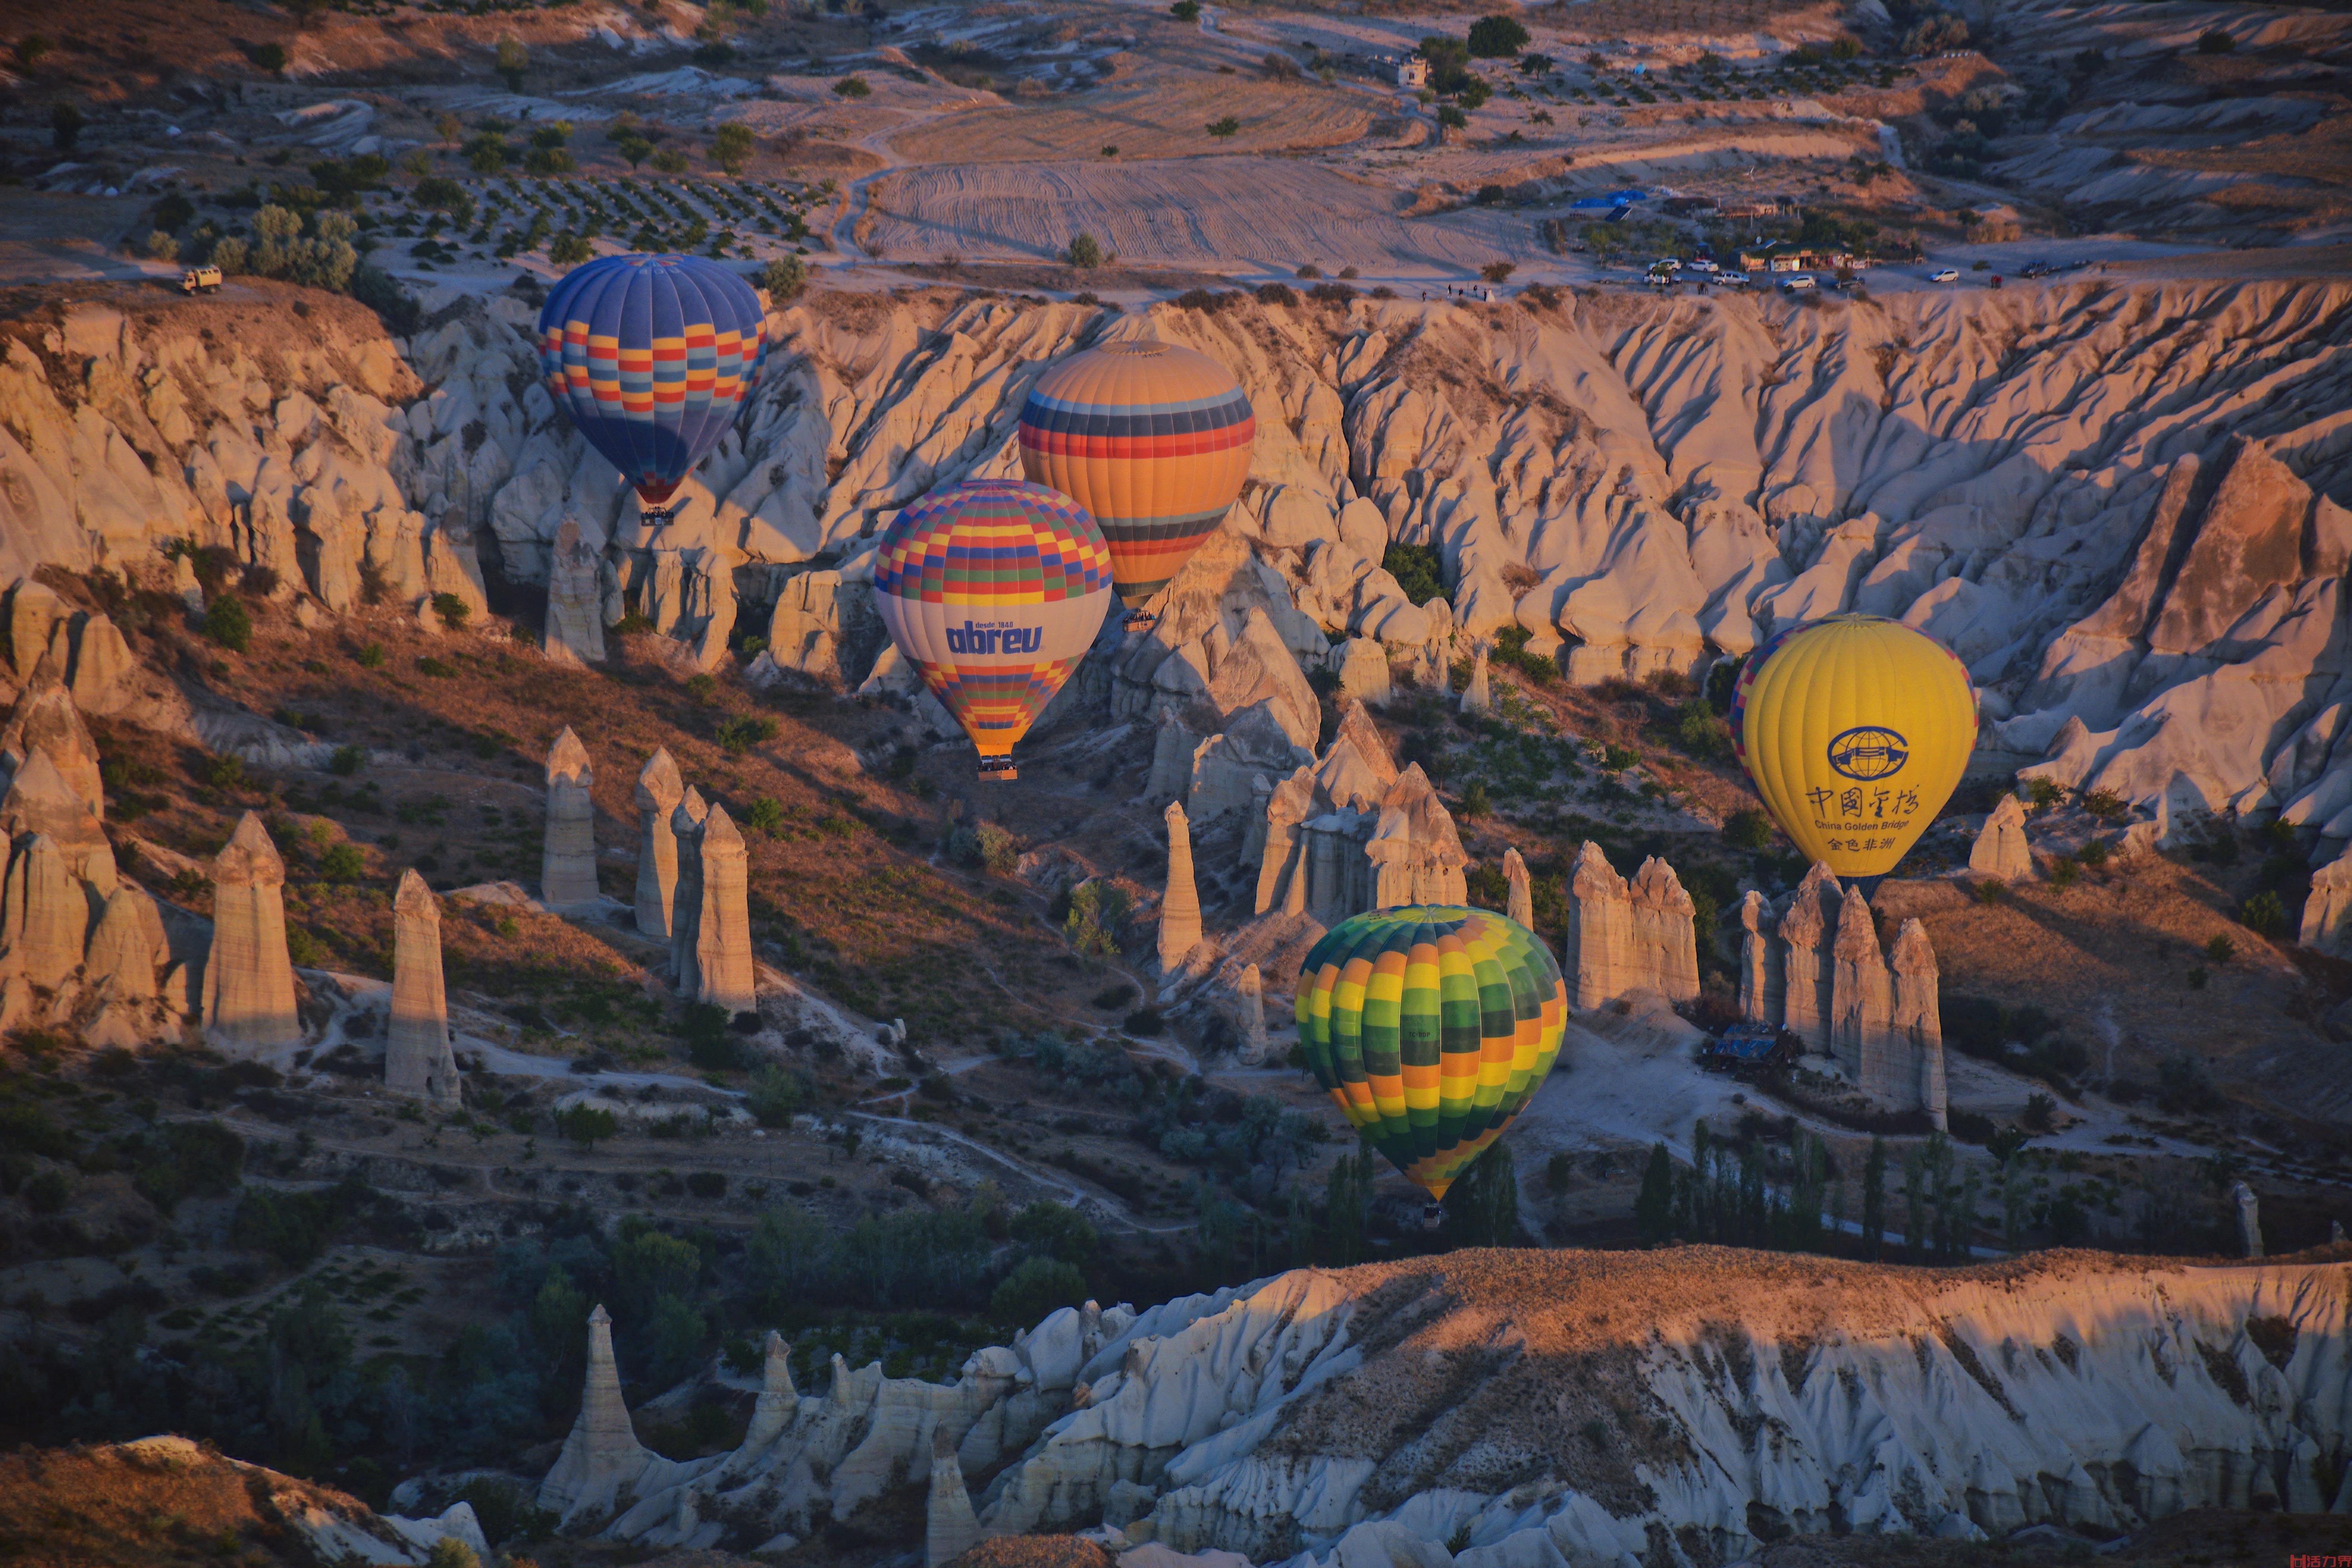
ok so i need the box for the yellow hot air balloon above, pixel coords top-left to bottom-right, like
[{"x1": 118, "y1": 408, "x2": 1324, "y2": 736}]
[{"x1": 1731, "y1": 615, "x2": 1978, "y2": 886}]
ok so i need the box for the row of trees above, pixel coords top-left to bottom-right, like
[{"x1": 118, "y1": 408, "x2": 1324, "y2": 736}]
[{"x1": 1633, "y1": 1122, "x2": 1985, "y2": 1264}]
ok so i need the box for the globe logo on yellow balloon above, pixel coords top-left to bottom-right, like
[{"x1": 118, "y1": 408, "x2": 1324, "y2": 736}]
[{"x1": 1827, "y1": 725, "x2": 1909, "y2": 781}]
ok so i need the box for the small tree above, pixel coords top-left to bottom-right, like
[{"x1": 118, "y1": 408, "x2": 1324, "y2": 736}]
[
  {"x1": 1169, "y1": 0, "x2": 1201, "y2": 16},
  {"x1": 652, "y1": 148, "x2": 691, "y2": 175},
  {"x1": 1860, "y1": 1134, "x2": 1887, "y2": 1260},
  {"x1": 1436, "y1": 105, "x2": 1467, "y2": 131},
  {"x1": 434, "y1": 111, "x2": 463, "y2": 145},
  {"x1": 204, "y1": 594, "x2": 254, "y2": 653},
  {"x1": 50, "y1": 102, "x2": 84, "y2": 152},
  {"x1": 1065, "y1": 232, "x2": 1105, "y2": 268},
  {"x1": 144, "y1": 230, "x2": 180, "y2": 261},
  {"x1": 431, "y1": 591, "x2": 471, "y2": 630},
  {"x1": 760, "y1": 254, "x2": 808, "y2": 301},
  {"x1": 1443, "y1": 1139, "x2": 1520, "y2": 1247},
  {"x1": 548, "y1": 233, "x2": 592, "y2": 265},
  {"x1": 2196, "y1": 28, "x2": 2235, "y2": 53},
  {"x1": 833, "y1": 74, "x2": 872, "y2": 98},
  {"x1": 1481, "y1": 260, "x2": 1515, "y2": 283},
  {"x1": 1466, "y1": 15, "x2": 1530, "y2": 58},
  {"x1": 14, "y1": 34, "x2": 52, "y2": 68},
  {"x1": 711, "y1": 122, "x2": 757, "y2": 174},
  {"x1": 1634, "y1": 1141, "x2": 1675, "y2": 1244},
  {"x1": 1206, "y1": 115, "x2": 1241, "y2": 138},
  {"x1": 495, "y1": 36, "x2": 528, "y2": 91}
]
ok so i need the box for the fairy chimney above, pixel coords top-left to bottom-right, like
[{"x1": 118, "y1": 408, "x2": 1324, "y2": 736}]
[
  {"x1": 1829, "y1": 889, "x2": 1896, "y2": 1089},
  {"x1": 201, "y1": 812, "x2": 301, "y2": 1054},
  {"x1": 537, "y1": 1304, "x2": 651, "y2": 1523},
  {"x1": 1735, "y1": 891, "x2": 1778, "y2": 1025},
  {"x1": 1563, "y1": 841, "x2": 1634, "y2": 1011},
  {"x1": 1160, "y1": 800, "x2": 1202, "y2": 971},
  {"x1": 633, "y1": 748, "x2": 685, "y2": 939},
  {"x1": 1235, "y1": 963, "x2": 1267, "y2": 1065},
  {"x1": 541, "y1": 727, "x2": 599, "y2": 910},
  {"x1": 687, "y1": 803, "x2": 757, "y2": 1016},
  {"x1": 544, "y1": 517, "x2": 608, "y2": 666},
  {"x1": 1777, "y1": 863, "x2": 1841, "y2": 1052},
  {"x1": 0, "y1": 670, "x2": 103, "y2": 819},
  {"x1": 1889, "y1": 917, "x2": 1945, "y2": 1131},
  {"x1": 924, "y1": 1426, "x2": 983, "y2": 1568},
  {"x1": 1969, "y1": 794, "x2": 2032, "y2": 880},
  {"x1": 1503, "y1": 846, "x2": 1532, "y2": 928},
  {"x1": 386, "y1": 869, "x2": 461, "y2": 1107}
]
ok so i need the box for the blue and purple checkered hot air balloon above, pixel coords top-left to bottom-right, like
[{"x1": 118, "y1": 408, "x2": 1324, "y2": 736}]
[{"x1": 535, "y1": 254, "x2": 768, "y2": 513}]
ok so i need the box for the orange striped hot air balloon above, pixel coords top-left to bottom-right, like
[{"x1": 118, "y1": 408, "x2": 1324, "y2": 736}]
[{"x1": 1018, "y1": 340, "x2": 1254, "y2": 624}]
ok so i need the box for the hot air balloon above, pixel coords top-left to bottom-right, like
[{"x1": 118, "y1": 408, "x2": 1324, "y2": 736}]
[
  {"x1": 1295, "y1": 905, "x2": 1567, "y2": 1202},
  {"x1": 1730, "y1": 614, "x2": 1978, "y2": 889},
  {"x1": 873, "y1": 479, "x2": 1116, "y2": 780},
  {"x1": 1017, "y1": 340, "x2": 1254, "y2": 628},
  {"x1": 537, "y1": 254, "x2": 768, "y2": 520}
]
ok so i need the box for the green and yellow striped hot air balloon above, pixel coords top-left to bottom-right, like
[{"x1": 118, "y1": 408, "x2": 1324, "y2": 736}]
[{"x1": 1294, "y1": 906, "x2": 1568, "y2": 1201}]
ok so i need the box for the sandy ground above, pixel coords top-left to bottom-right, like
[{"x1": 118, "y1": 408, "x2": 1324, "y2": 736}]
[{"x1": 870, "y1": 156, "x2": 1537, "y2": 275}]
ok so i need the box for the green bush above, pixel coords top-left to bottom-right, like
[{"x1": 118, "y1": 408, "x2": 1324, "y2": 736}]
[
  {"x1": 1066, "y1": 232, "x2": 1105, "y2": 269},
  {"x1": 686, "y1": 1171, "x2": 727, "y2": 1199},
  {"x1": 553, "y1": 1104, "x2": 618, "y2": 1147},
  {"x1": 1672, "y1": 700, "x2": 1731, "y2": 762},
  {"x1": 1063, "y1": 880, "x2": 1127, "y2": 958},
  {"x1": 682, "y1": 1002, "x2": 744, "y2": 1070},
  {"x1": 743, "y1": 796, "x2": 786, "y2": 837},
  {"x1": 2205, "y1": 933, "x2": 2238, "y2": 964},
  {"x1": 230, "y1": 1176, "x2": 367, "y2": 1267},
  {"x1": 716, "y1": 715, "x2": 779, "y2": 755},
  {"x1": 990, "y1": 1255, "x2": 1087, "y2": 1325},
  {"x1": 1467, "y1": 14, "x2": 1530, "y2": 56},
  {"x1": 834, "y1": 74, "x2": 872, "y2": 98},
  {"x1": 328, "y1": 744, "x2": 366, "y2": 776},
  {"x1": 2241, "y1": 889, "x2": 2287, "y2": 938},
  {"x1": 431, "y1": 592, "x2": 471, "y2": 630},
  {"x1": 1722, "y1": 808, "x2": 1773, "y2": 850},
  {"x1": 204, "y1": 594, "x2": 253, "y2": 652},
  {"x1": 318, "y1": 843, "x2": 365, "y2": 882},
  {"x1": 356, "y1": 642, "x2": 385, "y2": 669},
  {"x1": 417, "y1": 656, "x2": 456, "y2": 679},
  {"x1": 760, "y1": 254, "x2": 807, "y2": 302},
  {"x1": 746, "y1": 1065, "x2": 804, "y2": 1127}
]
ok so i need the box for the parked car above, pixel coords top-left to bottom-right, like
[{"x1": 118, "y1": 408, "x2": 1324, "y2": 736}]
[
  {"x1": 1690, "y1": 258, "x2": 1719, "y2": 273},
  {"x1": 1929, "y1": 266, "x2": 1959, "y2": 283},
  {"x1": 1780, "y1": 273, "x2": 1817, "y2": 292},
  {"x1": 1717, "y1": 270, "x2": 1750, "y2": 286}
]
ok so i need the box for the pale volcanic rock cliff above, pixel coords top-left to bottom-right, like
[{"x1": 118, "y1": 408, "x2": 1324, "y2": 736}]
[
  {"x1": 19, "y1": 281, "x2": 2352, "y2": 847},
  {"x1": 574, "y1": 1251, "x2": 2352, "y2": 1563}
]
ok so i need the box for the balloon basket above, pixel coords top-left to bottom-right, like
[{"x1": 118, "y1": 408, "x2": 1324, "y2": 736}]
[
  {"x1": 977, "y1": 759, "x2": 1018, "y2": 781},
  {"x1": 1419, "y1": 1203, "x2": 1445, "y2": 1230},
  {"x1": 1122, "y1": 610, "x2": 1157, "y2": 632}
]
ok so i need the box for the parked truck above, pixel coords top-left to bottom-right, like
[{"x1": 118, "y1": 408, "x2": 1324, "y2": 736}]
[{"x1": 180, "y1": 265, "x2": 222, "y2": 295}]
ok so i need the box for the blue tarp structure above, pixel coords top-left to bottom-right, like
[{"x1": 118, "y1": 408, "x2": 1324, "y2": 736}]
[
  {"x1": 1567, "y1": 189, "x2": 1648, "y2": 211},
  {"x1": 1706, "y1": 1024, "x2": 1781, "y2": 1063}
]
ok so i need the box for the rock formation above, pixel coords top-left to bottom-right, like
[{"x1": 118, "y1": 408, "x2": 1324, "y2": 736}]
[
  {"x1": 925, "y1": 1429, "x2": 983, "y2": 1568},
  {"x1": 1234, "y1": 964, "x2": 1266, "y2": 1065},
  {"x1": 201, "y1": 812, "x2": 301, "y2": 1054},
  {"x1": 1502, "y1": 846, "x2": 1531, "y2": 927},
  {"x1": 2303, "y1": 840, "x2": 2352, "y2": 953},
  {"x1": 1332, "y1": 638, "x2": 1390, "y2": 705},
  {"x1": 1830, "y1": 890, "x2": 1897, "y2": 1088},
  {"x1": 677, "y1": 803, "x2": 755, "y2": 1016},
  {"x1": 633, "y1": 748, "x2": 686, "y2": 939},
  {"x1": 1459, "y1": 644, "x2": 1490, "y2": 716},
  {"x1": 541, "y1": 727, "x2": 599, "y2": 910},
  {"x1": 1561, "y1": 844, "x2": 1698, "y2": 1009},
  {"x1": 1363, "y1": 764, "x2": 1469, "y2": 909},
  {"x1": 544, "y1": 517, "x2": 608, "y2": 666},
  {"x1": 0, "y1": 747, "x2": 109, "y2": 880},
  {"x1": 538, "y1": 1304, "x2": 655, "y2": 1524},
  {"x1": 1160, "y1": 802, "x2": 1201, "y2": 971},
  {"x1": 1969, "y1": 795, "x2": 2032, "y2": 879},
  {"x1": 1777, "y1": 864, "x2": 1842, "y2": 1051},
  {"x1": 1245, "y1": 702, "x2": 1450, "y2": 924},
  {"x1": 2231, "y1": 1181, "x2": 2263, "y2": 1258},
  {"x1": 742, "y1": 1330, "x2": 799, "y2": 1453},
  {"x1": 385, "y1": 869, "x2": 460, "y2": 1108},
  {"x1": 1737, "y1": 890, "x2": 1784, "y2": 1025},
  {"x1": 1, "y1": 832, "x2": 84, "y2": 989},
  {"x1": 1889, "y1": 918, "x2": 1947, "y2": 1132},
  {"x1": 0, "y1": 670, "x2": 103, "y2": 817},
  {"x1": 586, "y1": 1252, "x2": 2352, "y2": 1562}
]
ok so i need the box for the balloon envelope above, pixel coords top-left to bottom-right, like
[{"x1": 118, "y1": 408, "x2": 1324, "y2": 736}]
[
  {"x1": 1731, "y1": 615, "x2": 1978, "y2": 882},
  {"x1": 1018, "y1": 340, "x2": 1254, "y2": 610},
  {"x1": 1295, "y1": 906, "x2": 1567, "y2": 1201},
  {"x1": 537, "y1": 254, "x2": 767, "y2": 509},
  {"x1": 873, "y1": 479, "x2": 1115, "y2": 763}
]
